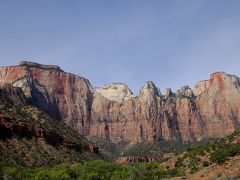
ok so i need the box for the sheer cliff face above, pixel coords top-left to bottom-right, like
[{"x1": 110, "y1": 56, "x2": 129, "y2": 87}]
[
  {"x1": 196, "y1": 72, "x2": 240, "y2": 138},
  {"x1": 0, "y1": 62, "x2": 93, "y2": 135},
  {"x1": 91, "y1": 82, "x2": 205, "y2": 143},
  {"x1": 1, "y1": 62, "x2": 240, "y2": 143}
]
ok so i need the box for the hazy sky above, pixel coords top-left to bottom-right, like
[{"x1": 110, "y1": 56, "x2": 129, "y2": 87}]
[{"x1": 1, "y1": 0, "x2": 240, "y2": 94}]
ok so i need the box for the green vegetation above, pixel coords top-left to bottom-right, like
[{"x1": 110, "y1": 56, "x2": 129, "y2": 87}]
[
  {"x1": 2, "y1": 160, "x2": 185, "y2": 180},
  {"x1": 90, "y1": 136, "x2": 205, "y2": 162},
  {"x1": 0, "y1": 102, "x2": 101, "y2": 172},
  {"x1": 174, "y1": 157, "x2": 183, "y2": 168},
  {"x1": 164, "y1": 131, "x2": 240, "y2": 174},
  {"x1": 0, "y1": 103, "x2": 87, "y2": 143},
  {"x1": 83, "y1": 131, "x2": 240, "y2": 178},
  {"x1": 210, "y1": 143, "x2": 240, "y2": 164}
]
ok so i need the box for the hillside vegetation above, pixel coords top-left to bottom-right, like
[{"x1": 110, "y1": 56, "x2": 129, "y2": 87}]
[
  {"x1": 2, "y1": 130, "x2": 240, "y2": 179},
  {"x1": 161, "y1": 131, "x2": 240, "y2": 179},
  {"x1": 0, "y1": 102, "x2": 100, "y2": 176}
]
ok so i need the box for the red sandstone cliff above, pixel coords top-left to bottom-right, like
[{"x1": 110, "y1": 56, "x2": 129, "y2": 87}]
[
  {"x1": 0, "y1": 61, "x2": 93, "y2": 136},
  {"x1": 1, "y1": 62, "x2": 240, "y2": 143}
]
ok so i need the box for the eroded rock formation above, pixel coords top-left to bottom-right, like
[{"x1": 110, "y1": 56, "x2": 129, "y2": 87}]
[
  {"x1": 95, "y1": 83, "x2": 134, "y2": 103},
  {"x1": 1, "y1": 62, "x2": 240, "y2": 144}
]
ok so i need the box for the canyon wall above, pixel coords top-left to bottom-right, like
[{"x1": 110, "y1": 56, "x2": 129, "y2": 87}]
[{"x1": 1, "y1": 61, "x2": 240, "y2": 143}]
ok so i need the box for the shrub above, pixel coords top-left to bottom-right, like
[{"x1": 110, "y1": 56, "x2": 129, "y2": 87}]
[
  {"x1": 34, "y1": 170, "x2": 51, "y2": 180},
  {"x1": 3, "y1": 167, "x2": 18, "y2": 180},
  {"x1": 176, "y1": 167, "x2": 185, "y2": 177},
  {"x1": 190, "y1": 166, "x2": 198, "y2": 174},
  {"x1": 202, "y1": 161, "x2": 209, "y2": 167},
  {"x1": 167, "y1": 168, "x2": 178, "y2": 177},
  {"x1": 174, "y1": 157, "x2": 183, "y2": 168}
]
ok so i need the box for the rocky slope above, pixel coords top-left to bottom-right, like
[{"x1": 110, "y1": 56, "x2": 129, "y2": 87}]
[
  {"x1": 0, "y1": 84, "x2": 99, "y2": 168},
  {"x1": 1, "y1": 61, "x2": 240, "y2": 144},
  {"x1": 159, "y1": 130, "x2": 240, "y2": 179}
]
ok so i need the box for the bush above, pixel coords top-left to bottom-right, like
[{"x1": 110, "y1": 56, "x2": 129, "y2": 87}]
[
  {"x1": 167, "y1": 168, "x2": 178, "y2": 177},
  {"x1": 188, "y1": 155, "x2": 199, "y2": 174},
  {"x1": 34, "y1": 170, "x2": 51, "y2": 180},
  {"x1": 190, "y1": 166, "x2": 198, "y2": 174},
  {"x1": 174, "y1": 157, "x2": 183, "y2": 168},
  {"x1": 3, "y1": 167, "x2": 17, "y2": 180},
  {"x1": 202, "y1": 161, "x2": 209, "y2": 167},
  {"x1": 176, "y1": 167, "x2": 185, "y2": 177}
]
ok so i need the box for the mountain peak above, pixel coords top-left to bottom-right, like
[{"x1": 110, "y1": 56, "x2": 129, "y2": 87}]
[
  {"x1": 139, "y1": 81, "x2": 161, "y2": 97},
  {"x1": 95, "y1": 83, "x2": 134, "y2": 103},
  {"x1": 163, "y1": 88, "x2": 173, "y2": 97},
  {"x1": 176, "y1": 86, "x2": 194, "y2": 98}
]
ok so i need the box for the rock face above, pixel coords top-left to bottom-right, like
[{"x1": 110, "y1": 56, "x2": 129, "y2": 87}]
[
  {"x1": 0, "y1": 61, "x2": 93, "y2": 135},
  {"x1": 176, "y1": 86, "x2": 194, "y2": 98},
  {"x1": 194, "y1": 80, "x2": 210, "y2": 96},
  {"x1": 95, "y1": 83, "x2": 134, "y2": 103},
  {"x1": 0, "y1": 84, "x2": 27, "y2": 105},
  {"x1": 1, "y1": 62, "x2": 240, "y2": 144},
  {"x1": 163, "y1": 88, "x2": 173, "y2": 97},
  {"x1": 196, "y1": 72, "x2": 240, "y2": 138}
]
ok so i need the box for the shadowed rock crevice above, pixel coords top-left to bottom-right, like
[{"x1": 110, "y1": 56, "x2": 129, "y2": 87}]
[{"x1": 30, "y1": 81, "x2": 62, "y2": 121}]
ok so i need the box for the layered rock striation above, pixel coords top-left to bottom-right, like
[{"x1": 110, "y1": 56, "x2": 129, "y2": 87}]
[
  {"x1": 0, "y1": 61, "x2": 93, "y2": 135},
  {"x1": 1, "y1": 61, "x2": 240, "y2": 143}
]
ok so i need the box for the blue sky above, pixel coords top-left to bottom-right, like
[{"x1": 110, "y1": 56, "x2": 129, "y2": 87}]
[{"x1": 0, "y1": 0, "x2": 240, "y2": 94}]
